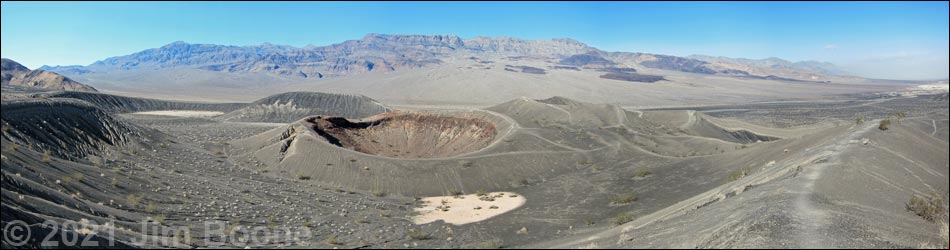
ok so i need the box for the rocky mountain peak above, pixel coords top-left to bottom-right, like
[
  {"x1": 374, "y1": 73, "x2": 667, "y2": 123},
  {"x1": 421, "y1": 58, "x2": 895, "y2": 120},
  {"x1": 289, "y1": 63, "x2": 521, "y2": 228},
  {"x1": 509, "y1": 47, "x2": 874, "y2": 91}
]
[{"x1": 361, "y1": 33, "x2": 465, "y2": 48}]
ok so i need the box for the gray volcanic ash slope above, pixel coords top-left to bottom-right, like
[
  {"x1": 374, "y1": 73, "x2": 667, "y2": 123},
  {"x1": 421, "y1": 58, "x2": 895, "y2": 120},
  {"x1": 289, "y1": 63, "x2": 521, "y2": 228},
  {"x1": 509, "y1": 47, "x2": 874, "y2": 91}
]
[
  {"x1": 0, "y1": 96, "x2": 420, "y2": 249},
  {"x1": 235, "y1": 94, "x2": 946, "y2": 249},
  {"x1": 30, "y1": 91, "x2": 384, "y2": 125},
  {"x1": 1, "y1": 99, "x2": 140, "y2": 160},
  {"x1": 1, "y1": 58, "x2": 98, "y2": 92},
  {"x1": 34, "y1": 91, "x2": 247, "y2": 113},
  {"x1": 218, "y1": 92, "x2": 391, "y2": 123}
]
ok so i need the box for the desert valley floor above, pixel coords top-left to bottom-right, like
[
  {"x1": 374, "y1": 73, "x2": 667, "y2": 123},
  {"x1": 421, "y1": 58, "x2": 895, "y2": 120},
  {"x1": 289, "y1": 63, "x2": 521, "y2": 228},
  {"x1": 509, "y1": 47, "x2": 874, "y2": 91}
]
[{"x1": 1, "y1": 87, "x2": 948, "y2": 249}]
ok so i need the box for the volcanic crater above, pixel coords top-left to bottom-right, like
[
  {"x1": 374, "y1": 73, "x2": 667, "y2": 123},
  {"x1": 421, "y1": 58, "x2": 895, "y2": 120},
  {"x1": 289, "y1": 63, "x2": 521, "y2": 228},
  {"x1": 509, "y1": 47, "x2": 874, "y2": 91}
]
[{"x1": 304, "y1": 111, "x2": 498, "y2": 159}]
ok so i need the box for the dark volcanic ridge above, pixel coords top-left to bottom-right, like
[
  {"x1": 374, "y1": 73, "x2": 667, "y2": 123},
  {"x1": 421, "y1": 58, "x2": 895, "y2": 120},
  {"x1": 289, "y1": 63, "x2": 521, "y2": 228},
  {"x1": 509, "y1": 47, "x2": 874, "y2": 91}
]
[
  {"x1": 219, "y1": 92, "x2": 391, "y2": 123},
  {"x1": 1, "y1": 99, "x2": 142, "y2": 160},
  {"x1": 305, "y1": 111, "x2": 497, "y2": 159},
  {"x1": 34, "y1": 91, "x2": 246, "y2": 113},
  {"x1": 26, "y1": 91, "x2": 389, "y2": 125}
]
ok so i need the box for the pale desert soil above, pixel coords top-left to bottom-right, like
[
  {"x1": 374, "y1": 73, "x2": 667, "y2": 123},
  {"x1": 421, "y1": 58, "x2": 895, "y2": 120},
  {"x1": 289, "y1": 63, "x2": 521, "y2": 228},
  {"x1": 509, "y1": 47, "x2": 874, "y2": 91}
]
[
  {"x1": 131, "y1": 110, "x2": 224, "y2": 117},
  {"x1": 413, "y1": 192, "x2": 526, "y2": 225}
]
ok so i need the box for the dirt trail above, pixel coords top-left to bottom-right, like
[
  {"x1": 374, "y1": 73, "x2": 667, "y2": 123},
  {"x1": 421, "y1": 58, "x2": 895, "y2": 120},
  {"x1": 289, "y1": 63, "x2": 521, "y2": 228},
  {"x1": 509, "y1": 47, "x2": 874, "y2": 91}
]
[
  {"x1": 633, "y1": 110, "x2": 644, "y2": 118},
  {"x1": 454, "y1": 109, "x2": 521, "y2": 156},
  {"x1": 790, "y1": 122, "x2": 876, "y2": 248},
  {"x1": 933, "y1": 119, "x2": 938, "y2": 136},
  {"x1": 543, "y1": 102, "x2": 574, "y2": 124},
  {"x1": 681, "y1": 110, "x2": 697, "y2": 129}
]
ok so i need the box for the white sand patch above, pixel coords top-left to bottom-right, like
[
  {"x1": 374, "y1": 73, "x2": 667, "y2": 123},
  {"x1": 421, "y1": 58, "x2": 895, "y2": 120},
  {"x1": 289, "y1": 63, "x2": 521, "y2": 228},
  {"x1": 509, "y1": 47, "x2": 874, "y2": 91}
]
[
  {"x1": 224, "y1": 121, "x2": 288, "y2": 127},
  {"x1": 132, "y1": 110, "x2": 224, "y2": 118},
  {"x1": 915, "y1": 84, "x2": 950, "y2": 91},
  {"x1": 413, "y1": 192, "x2": 525, "y2": 226}
]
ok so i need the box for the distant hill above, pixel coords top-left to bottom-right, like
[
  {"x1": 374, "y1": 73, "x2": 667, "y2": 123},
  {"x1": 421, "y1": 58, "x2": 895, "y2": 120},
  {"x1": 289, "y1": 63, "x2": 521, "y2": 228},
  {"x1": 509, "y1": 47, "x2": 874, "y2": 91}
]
[
  {"x1": 218, "y1": 92, "x2": 391, "y2": 123},
  {"x1": 1, "y1": 58, "x2": 97, "y2": 92},
  {"x1": 689, "y1": 55, "x2": 856, "y2": 80}
]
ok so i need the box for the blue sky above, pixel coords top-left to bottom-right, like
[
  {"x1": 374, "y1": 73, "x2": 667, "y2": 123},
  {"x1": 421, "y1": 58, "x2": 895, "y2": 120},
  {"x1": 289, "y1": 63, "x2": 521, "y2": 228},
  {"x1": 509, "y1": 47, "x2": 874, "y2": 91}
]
[{"x1": 2, "y1": 1, "x2": 947, "y2": 80}]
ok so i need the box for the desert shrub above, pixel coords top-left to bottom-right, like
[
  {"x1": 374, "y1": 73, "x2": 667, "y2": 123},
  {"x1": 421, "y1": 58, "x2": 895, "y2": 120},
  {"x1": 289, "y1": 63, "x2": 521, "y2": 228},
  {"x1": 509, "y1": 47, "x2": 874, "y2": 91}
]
[
  {"x1": 584, "y1": 219, "x2": 596, "y2": 226},
  {"x1": 614, "y1": 213, "x2": 635, "y2": 225},
  {"x1": 152, "y1": 214, "x2": 166, "y2": 224},
  {"x1": 71, "y1": 173, "x2": 84, "y2": 182},
  {"x1": 325, "y1": 235, "x2": 343, "y2": 245},
  {"x1": 145, "y1": 201, "x2": 158, "y2": 213},
  {"x1": 941, "y1": 222, "x2": 949, "y2": 248},
  {"x1": 41, "y1": 150, "x2": 52, "y2": 163},
  {"x1": 611, "y1": 193, "x2": 639, "y2": 205},
  {"x1": 729, "y1": 168, "x2": 749, "y2": 182},
  {"x1": 476, "y1": 190, "x2": 489, "y2": 197},
  {"x1": 879, "y1": 119, "x2": 892, "y2": 130},
  {"x1": 372, "y1": 190, "x2": 388, "y2": 197},
  {"x1": 407, "y1": 229, "x2": 431, "y2": 241},
  {"x1": 472, "y1": 240, "x2": 502, "y2": 249},
  {"x1": 297, "y1": 175, "x2": 311, "y2": 181},
  {"x1": 59, "y1": 176, "x2": 72, "y2": 185},
  {"x1": 633, "y1": 169, "x2": 653, "y2": 178},
  {"x1": 127, "y1": 194, "x2": 143, "y2": 208},
  {"x1": 907, "y1": 194, "x2": 946, "y2": 222},
  {"x1": 893, "y1": 112, "x2": 907, "y2": 122}
]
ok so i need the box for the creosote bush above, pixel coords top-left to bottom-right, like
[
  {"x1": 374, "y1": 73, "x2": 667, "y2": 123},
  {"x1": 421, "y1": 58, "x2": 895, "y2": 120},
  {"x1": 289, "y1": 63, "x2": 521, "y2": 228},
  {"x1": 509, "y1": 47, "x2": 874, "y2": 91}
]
[
  {"x1": 127, "y1": 194, "x2": 143, "y2": 208},
  {"x1": 325, "y1": 235, "x2": 343, "y2": 245},
  {"x1": 941, "y1": 222, "x2": 948, "y2": 248},
  {"x1": 634, "y1": 169, "x2": 653, "y2": 178},
  {"x1": 906, "y1": 193, "x2": 946, "y2": 222},
  {"x1": 879, "y1": 119, "x2": 892, "y2": 131},
  {"x1": 614, "y1": 213, "x2": 634, "y2": 225},
  {"x1": 407, "y1": 229, "x2": 431, "y2": 241},
  {"x1": 611, "y1": 193, "x2": 639, "y2": 205}
]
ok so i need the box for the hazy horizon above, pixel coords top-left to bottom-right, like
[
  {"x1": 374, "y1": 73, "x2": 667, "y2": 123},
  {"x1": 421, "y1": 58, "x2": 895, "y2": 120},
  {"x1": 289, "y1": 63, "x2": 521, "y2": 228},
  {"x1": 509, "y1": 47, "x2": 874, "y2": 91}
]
[{"x1": 2, "y1": 1, "x2": 948, "y2": 80}]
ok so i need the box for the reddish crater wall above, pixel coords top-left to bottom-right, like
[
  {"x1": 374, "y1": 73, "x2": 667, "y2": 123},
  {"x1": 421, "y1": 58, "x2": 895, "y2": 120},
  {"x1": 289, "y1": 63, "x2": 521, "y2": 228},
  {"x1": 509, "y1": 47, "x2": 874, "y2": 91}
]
[{"x1": 305, "y1": 111, "x2": 497, "y2": 159}]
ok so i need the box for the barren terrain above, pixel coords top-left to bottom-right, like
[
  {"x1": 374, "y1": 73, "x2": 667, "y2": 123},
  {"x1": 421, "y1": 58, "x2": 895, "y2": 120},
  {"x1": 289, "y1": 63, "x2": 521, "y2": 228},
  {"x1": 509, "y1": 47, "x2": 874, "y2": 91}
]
[{"x1": 3, "y1": 86, "x2": 946, "y2": 249}]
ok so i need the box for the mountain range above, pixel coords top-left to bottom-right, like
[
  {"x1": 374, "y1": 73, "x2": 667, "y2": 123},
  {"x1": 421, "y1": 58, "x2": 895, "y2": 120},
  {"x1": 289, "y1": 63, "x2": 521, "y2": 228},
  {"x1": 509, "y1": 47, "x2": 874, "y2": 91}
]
[
  {"x1": 40, "y1": 34, "x2": 853, "y2": 82},
  {"x1": 28, "y1": 34, "x2": 880, "y2": 104}
]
